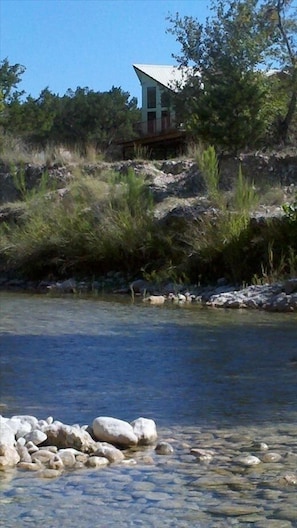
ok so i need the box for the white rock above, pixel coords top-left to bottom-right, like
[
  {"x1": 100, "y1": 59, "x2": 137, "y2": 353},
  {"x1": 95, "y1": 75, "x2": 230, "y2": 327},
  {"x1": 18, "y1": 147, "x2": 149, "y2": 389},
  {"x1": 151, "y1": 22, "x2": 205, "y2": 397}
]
[
  {"x1": 86, "y1": 456, "x2": 109, "y2": 468},
  {"x1": 11, "y1": 415, "x2": 38, "y2": 429},
  {"x1": 0, "y1": 419, "x2": 15, "y2": 446},
  {"x1": 31, "y1": 450, "x2": 55, "y2": 464},
  {"x1": 93, "y1": 442, "x2": 125, "y2": 463},
  {"x1": 235, "y1": 454, "x2": 261, "y2": 466},
  {"x1": 143, "y1": 295, "x2": 165, "y2": 305},
  {"x1": 92, "y1": 417, "x2": 138, "y2": 447},
  {"x1": 131, "y1": 417, "x2": 157, "y2": 445},
  {"x1": 58, "y1": 450, "x2": 76, "y2": 468},
  {"x1": 24, "y1": 430, "x2": 47, "y2": 446},
  {"x1": 0, "y1": 444, "x2": 20, "y2": 468}
]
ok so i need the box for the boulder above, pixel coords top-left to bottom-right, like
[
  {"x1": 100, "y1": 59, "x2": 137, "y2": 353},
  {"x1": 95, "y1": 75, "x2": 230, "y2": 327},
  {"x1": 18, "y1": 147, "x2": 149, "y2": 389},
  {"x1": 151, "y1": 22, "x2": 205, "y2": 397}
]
[
  {"x1": 143, "y1": 295, "x2": 165, "y2": 305},
  {"x1": 92, "y1": 417, "x2": 138, "y2": 447},
  {"x1": 93, "y1": 442, "x2": 125, "y2": 463},
  {"x1": 0, "y1": 444, "x2": 20, "y2": 469},
  {"x1": 131, "y1": 417, "x2": 157, "y2": 446},
  {"x1": 43, "y1": 423, "x2": 95, "y2": 452},
  {"x1": 24, "y1": 430, "x2": 47, "y2": 446},
  {"x1": 0, "y1": 419, "x2": 15, "y2": 447}
]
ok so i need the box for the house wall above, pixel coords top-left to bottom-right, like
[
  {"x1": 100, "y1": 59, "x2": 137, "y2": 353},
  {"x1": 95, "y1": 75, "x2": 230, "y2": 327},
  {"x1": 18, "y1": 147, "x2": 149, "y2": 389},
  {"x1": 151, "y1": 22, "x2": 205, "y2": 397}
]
[{"x1": 137, "y1": 71, "x2": 175, "y2": 134}]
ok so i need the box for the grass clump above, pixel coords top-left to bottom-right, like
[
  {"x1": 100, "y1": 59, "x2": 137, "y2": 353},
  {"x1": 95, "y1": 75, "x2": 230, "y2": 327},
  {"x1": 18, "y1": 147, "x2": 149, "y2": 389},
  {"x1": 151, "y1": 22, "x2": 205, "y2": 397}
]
[{"x1": 0, "y1": 167, "x2": 158, "y2": 278}]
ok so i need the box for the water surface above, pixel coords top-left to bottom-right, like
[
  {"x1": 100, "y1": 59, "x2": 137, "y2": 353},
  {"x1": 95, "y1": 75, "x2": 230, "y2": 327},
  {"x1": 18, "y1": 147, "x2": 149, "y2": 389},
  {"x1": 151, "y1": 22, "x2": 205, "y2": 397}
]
[{"x1": 1, "y1": 292, "x2": 297, "y2": 527}]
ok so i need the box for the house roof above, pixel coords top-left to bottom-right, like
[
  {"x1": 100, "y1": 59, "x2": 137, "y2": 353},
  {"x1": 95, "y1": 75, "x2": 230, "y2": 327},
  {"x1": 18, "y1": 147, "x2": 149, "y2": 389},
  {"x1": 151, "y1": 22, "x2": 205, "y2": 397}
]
[{"x1": 133, "y1": 64, "x2": 189, "y2": 91}]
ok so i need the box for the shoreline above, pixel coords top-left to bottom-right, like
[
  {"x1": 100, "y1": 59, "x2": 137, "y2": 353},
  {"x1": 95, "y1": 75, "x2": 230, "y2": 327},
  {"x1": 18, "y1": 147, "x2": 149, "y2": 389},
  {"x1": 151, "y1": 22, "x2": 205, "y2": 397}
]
[{"x1": 1, "y1": 275, "x2": 297, "y2": 312}]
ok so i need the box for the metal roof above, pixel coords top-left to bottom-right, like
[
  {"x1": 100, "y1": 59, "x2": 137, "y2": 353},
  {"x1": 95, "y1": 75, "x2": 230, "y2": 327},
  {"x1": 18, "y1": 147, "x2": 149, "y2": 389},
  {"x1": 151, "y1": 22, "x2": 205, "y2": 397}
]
[{"x1": 133, "y1": 64, "x2": 189, "y2": 91}]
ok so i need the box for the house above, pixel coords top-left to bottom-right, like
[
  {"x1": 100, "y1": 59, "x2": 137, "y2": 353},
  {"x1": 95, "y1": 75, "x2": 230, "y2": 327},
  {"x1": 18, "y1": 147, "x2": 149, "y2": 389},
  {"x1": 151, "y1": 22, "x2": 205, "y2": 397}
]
[
  {"x1": 120, "y1": 64, "x2": 190, "y2": 159},
  {"x1": 133, "y1": 64, "x2": 187, "y2": 135}
]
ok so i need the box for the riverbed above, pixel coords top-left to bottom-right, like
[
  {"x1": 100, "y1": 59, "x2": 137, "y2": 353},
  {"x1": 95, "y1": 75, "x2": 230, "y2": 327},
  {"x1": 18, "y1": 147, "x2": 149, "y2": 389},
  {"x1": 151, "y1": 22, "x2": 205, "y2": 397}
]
[{"x1": 1, "y1": 292, "x2": 297, "y2": 527}]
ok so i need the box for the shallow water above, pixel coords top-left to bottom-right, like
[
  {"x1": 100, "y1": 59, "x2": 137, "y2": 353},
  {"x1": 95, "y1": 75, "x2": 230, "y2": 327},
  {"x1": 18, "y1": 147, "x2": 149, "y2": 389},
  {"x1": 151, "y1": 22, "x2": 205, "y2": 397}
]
[{"x1": 1, "y1": 292, "x2": 297, "y2": 527}]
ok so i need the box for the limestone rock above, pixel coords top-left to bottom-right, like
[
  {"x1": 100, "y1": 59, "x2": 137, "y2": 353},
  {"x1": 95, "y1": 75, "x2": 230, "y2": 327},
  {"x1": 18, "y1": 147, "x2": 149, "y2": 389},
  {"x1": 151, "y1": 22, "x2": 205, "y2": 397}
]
[
  {"x1": 143, "y1": 295, "x2": 165, "y2": 305},
  {"x1": 43, "y1": 423, "x2": 95, "y2": 452},
  {"x1": 0, "y1": 444, "x2": 20, "y2": 468},
  {"x1": 31, "y1": 449, "x2": 56, "y2": 464},
  {"x1": 24, "y1": 429, "x2": 47, "y2": 446},
  {"x1": 92, "y1": 417, "x2": 138, "y2": 447},
  {"x1": 131, "y1": 417, "x2": 157, "y2": 446},
  {"x1": 93, "y1": 442, "x2": 125, "y2": 463},
  {"x1": 0, "y1": 419, "x2": 15, "y2": 447},
  {"x1": 57, "y1": 450, "x2": 76, "y2": 468},
  {"x1": 86, "y1": 456, "x2": 109, "y2": 468}
]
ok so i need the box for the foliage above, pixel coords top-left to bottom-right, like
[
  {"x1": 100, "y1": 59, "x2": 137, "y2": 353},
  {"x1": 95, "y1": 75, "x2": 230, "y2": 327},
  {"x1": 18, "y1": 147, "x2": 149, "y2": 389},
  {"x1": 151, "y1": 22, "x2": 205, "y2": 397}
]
[
  {"x1": 196, "y1": 145, "x2": 220, "y2": 202},
  {"x1": 0, "y1": 59, "x2": 140, "y2": 155},
  {"x1": 0, "y1": 168, "x2": 158, "y2": 278},
  {"x1": 0, "y1": 58, "x2": 25, "y2": 104},
  {"x1": 167, "y1": 0, "x2": 297, "y2": 149}
]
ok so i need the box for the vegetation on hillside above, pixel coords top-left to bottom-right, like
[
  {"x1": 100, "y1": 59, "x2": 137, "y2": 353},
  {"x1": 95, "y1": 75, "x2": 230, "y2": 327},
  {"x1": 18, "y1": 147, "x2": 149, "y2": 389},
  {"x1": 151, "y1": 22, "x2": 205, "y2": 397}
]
[{"x1": 0, "y1": 148, "x2": 297, "y2": 286}]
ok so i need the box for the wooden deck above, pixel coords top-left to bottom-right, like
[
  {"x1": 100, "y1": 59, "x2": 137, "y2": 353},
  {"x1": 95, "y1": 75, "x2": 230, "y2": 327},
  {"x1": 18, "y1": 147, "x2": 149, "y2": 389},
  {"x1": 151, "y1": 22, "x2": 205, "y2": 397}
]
[{"x1": 120, "y1": 128, "x2": 188, "y2": 159}]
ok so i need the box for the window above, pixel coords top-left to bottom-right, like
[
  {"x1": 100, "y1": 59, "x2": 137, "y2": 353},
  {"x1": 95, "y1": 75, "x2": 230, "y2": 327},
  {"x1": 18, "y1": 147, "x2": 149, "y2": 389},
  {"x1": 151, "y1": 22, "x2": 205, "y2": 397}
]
[
  {"x1": 161, "y1": 90, "x2": 170, "y2": 108},
  {"x1": 147, "y1": 87, "x2": 156, "y2": 109},
  {"x1": 147, "y1": 111, "x2": 156, "y2": 133}
]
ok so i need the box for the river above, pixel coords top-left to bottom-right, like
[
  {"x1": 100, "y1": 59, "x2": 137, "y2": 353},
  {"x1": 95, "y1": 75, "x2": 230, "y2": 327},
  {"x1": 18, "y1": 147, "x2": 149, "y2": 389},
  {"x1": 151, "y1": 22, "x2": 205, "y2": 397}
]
[{"x1": 1, "y1": 292, "x2": 297, "y2": 527}]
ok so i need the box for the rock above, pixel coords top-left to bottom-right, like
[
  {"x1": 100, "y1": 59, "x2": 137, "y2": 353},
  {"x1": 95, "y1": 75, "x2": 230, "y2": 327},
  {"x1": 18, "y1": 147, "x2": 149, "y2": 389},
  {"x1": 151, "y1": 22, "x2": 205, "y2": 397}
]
[
  {"x1": 24, "y1": 429, "x2": 47, "y2": 446},
  {"x1": 57, "y1": 450, "x2": 76, "y2": 468},
  {"x1": 17, "y1": 461, "x2": 41, "y2": 471},
  {"x1": 155, "y1": 441, "x2": 174, "y2": 455},
  {"x1": 11, "y1": 415, "x2": 38, "y2": 430},
  {"x1": 278, "y1": 473, "x2": 297, "y2": 486},
  {"x1": 92, "y1": 417, "x2": 138, "y2": 447},
  {"x1": 143, "y1": 295, "x2": 165, "y2": 305},
  {"x1": 16, "y1": 445, "x2": 32, "y2": 463},
  {"x1": 261, "y1": 452, "x2": 282, "y2": 463},
  {"x1": 131, "y1": 417, "x2": 157, "y2": 446},
  {"x1": 31, "y1": 449, "x2": 56, "y2": 464},
  {"x1": 190, "y1": 448, "x2": 214, "y2": 462},
  {"x1": 48, "y1": 455, "x2": 64, "y2": 470},
  {"x1": 26, "y1": 441, "x2": 39, "y2": 454},
  {"x1": 39, "y1": 468, "x2": 62, "y2": 478},
  {"x1": 43, "y1": 423, "x2": 95, "y2": 452},
  {"x1": 235, "y1": 454, "x2": 261, "y2": 466},
  {"x1": 0, "y1": 419, "x2": 15, "y2": 447},
  {"x1": 86, "y1": 456, "x2": 109, "y2": 468},
  {"x1": 93, "y1": 442, "x2": 125, "y2": 463},
  {"x1": 283, "y1": 277, "x2": 297, "y2": 294},
  {"x1": 251, "y1": 441, "x2": 269, "y2": 451},
  {"x1": 0, "y1": 444, "x2": 20, "y2": 468}
]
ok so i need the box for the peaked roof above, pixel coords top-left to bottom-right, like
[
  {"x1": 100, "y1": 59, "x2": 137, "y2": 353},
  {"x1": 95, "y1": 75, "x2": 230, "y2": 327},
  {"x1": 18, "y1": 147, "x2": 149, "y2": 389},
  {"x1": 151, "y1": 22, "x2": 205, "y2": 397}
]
[{"x1": 133, "y1": 64, "x2": 189, "y2": 91}]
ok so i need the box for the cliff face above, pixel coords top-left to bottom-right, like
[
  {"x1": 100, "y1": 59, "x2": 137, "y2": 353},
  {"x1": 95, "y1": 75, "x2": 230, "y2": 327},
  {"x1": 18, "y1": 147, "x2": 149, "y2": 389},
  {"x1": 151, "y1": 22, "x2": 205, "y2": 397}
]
[{"x1": 0, "y1": 152, "x2": 297, "y2": 221}]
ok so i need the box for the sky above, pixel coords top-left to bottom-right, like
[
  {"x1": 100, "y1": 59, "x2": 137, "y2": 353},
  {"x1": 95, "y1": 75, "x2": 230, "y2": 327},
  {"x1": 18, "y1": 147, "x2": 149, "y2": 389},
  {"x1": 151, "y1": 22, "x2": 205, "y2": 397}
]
[{"x1": 0, "y1": 0, "x2": 211, "y2": 105}]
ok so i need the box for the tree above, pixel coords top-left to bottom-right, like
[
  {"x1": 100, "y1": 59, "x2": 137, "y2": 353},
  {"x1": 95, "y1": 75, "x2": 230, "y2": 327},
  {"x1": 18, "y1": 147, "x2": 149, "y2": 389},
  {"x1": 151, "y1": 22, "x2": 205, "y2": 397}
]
[
  {"x1": 167, "y1": 0, "x2": 297, "y2": 149},
  {"x1": 0, "y1": 58, "x2": 25, "y2": 104},
  {"x1": 262, "y1": 0, "x2": 297, "y2": 143}
]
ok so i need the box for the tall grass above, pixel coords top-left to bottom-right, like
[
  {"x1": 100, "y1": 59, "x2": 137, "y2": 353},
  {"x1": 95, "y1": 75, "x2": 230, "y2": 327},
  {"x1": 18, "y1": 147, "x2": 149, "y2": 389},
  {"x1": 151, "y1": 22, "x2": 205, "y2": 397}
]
[{"x1": 0, "y1": 167, "x2": 158, "y2": 278}]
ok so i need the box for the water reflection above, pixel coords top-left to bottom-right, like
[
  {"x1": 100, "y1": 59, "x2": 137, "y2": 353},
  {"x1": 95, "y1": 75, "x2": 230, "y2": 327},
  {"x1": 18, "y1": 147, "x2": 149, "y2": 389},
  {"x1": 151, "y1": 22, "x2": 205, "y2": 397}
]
[{"x1": 0, "y1": 292, "x2": 297, "y2": 427}]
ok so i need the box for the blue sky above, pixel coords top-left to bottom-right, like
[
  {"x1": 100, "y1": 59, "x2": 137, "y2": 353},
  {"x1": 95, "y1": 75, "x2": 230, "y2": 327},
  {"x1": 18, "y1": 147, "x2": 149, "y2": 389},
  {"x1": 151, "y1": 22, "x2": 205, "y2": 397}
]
[{"x1": 1, "y1": 0, "x2": 211, "y2": 104}]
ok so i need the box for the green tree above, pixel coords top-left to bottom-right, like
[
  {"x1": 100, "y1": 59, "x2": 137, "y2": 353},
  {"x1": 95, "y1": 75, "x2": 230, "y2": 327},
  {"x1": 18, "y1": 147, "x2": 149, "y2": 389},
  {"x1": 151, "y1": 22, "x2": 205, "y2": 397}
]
[
  {"x1": 0, "y1": 58, "x2": 25, "y2": 104},
  {"x1": 167, "y1": 0, "x2": 297, "y2": 150}
]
